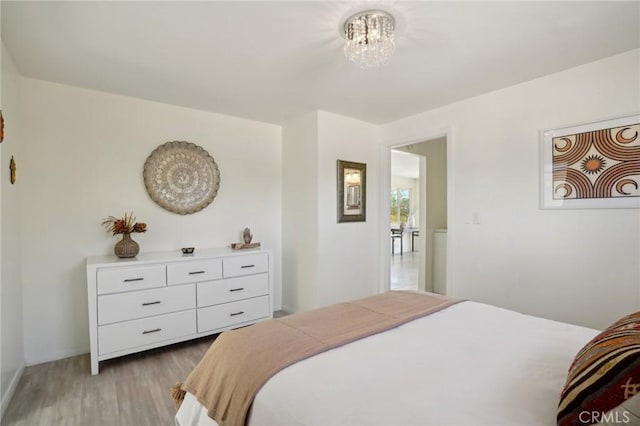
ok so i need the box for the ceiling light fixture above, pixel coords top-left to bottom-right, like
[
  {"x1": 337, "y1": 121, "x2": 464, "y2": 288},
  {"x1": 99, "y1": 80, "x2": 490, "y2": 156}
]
[{"x1": 344, "y1": 10, "x2": 395, "y2": 68}]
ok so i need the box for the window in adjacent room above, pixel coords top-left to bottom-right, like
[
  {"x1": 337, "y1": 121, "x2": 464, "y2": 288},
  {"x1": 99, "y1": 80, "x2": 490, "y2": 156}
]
[{"x1": 390, "y1": 188, "x2": 411, "y2": 226}]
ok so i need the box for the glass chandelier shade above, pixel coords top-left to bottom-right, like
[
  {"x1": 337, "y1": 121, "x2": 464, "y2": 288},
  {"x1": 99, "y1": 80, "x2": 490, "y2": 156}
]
[{"x1": 344, "y1": 10, "x2": 395, "y2": 68}]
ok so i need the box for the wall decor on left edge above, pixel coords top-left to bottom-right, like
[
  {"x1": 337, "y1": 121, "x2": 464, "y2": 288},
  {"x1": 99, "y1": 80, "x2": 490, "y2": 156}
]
[
  {"x1": 0, "y1": 110, "x2": 5, "y2": 143},
  {"x1": 9, "y1": 156, "x2": 16, "y2": 184},
  {"x1": 337, "y1": 159, "x2": 366, "y2": 223}
]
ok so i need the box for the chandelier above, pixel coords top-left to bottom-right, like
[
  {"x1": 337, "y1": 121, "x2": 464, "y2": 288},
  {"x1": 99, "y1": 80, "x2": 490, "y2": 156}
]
[{"x1": 343, "y1": 10, "x2": 395, "y2": 68}]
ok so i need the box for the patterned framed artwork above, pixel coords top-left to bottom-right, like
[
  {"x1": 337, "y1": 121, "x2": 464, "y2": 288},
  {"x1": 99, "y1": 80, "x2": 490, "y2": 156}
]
[{"x1": 541, "y1": 115, "x2": 640, "y2": 209}]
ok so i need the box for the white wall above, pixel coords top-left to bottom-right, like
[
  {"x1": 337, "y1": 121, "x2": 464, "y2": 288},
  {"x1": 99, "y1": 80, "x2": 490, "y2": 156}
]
[
  {"x1": 1, "y1": 42, "x2": 25, "y2": 416},
  {"x1": 382, "y1": 49, "x2": 640, "y2": 330},
  {"x1": 18, "y1": 78, "x2": 282, "y2": 365},
  {"x1": 281, "y1": 112, "x2": 319, "y2": 313},
  {"x1": 316, "y1": 111, "x2": 380, "y2": 307},
  {"x1": 281, "y1": 110, "x2": 380, "y2": 311}
]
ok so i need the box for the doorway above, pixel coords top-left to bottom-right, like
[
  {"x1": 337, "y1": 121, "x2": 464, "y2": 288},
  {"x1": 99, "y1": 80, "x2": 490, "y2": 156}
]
[
  {"x1": 389, "y1": 150, "x2": 421, "y2": 290},
  {"x1": 386, "y1": 136, "x2": 448, "y2": 294}
]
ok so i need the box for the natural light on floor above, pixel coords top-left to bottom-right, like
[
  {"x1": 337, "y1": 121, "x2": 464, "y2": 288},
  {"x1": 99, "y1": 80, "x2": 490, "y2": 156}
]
[{"x1": 390, "y1": 250, "x2": 418, "y2": 291}]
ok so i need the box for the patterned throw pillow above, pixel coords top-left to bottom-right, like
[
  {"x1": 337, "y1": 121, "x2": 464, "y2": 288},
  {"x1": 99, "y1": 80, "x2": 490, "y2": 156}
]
[{"x1": 558, "y1": 312, "x2": 640, "y2": 425}]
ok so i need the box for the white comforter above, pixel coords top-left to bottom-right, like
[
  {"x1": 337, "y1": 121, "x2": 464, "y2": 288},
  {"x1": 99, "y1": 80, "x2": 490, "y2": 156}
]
[{"x1": 176, "y1": 300, "x2": 598, "y2": 426}]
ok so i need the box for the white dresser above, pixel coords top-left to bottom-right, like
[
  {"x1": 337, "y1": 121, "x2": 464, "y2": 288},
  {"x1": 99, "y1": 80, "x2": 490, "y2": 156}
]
[{"x1": 86, "y1": 248, "x2": 273, "y2": 374}]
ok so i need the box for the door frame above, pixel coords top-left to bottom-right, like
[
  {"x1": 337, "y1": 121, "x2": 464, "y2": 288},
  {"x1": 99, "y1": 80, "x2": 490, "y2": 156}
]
[{"x1": 378, "y1": 127, "x2": 455, "y2": 296}]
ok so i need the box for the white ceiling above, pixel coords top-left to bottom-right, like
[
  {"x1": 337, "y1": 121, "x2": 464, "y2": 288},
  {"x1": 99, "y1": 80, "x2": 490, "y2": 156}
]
[{"x1": 2, "y1": 1, "x2": 638, "y2": 126}]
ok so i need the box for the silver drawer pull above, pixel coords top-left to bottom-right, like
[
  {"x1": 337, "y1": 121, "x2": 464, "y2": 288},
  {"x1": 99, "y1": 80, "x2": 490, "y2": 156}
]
[
  {"x1": 142, "y1": 301, "x2": 161, "y2": 306},
  {"x1": 189, "y1": 271, "x2": 205, "y2": 275},
  {"x1": 240, "y1": 264, "x2": 255, "y2": 269},
  {"x1": 229, "y1": 287, "x2": 244, "y2": 292},
  {"x1": 230, "y1": 311, "x2": 245, "y2": 317},
  {"x1": 124, "y1": 277, "x2": 144, "y2": 282},
  {"x1": 142, "y1": 328, "x2": 161, "y2": 334}
]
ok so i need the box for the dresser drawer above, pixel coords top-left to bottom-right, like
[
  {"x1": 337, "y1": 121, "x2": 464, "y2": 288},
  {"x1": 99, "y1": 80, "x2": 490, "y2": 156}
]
[
  {"x1": 223, "y1": 253, "x2": 268, "y2": 278},
  {"x1": 98, "y1": 310, "x2": 196, "y2": 355},
  {"x1": 98, "y1": 284, "x2": 195, "y2": 325},
  {"x1": 197, "y1": 274, "x2": 268, "y2": 308},
  {"x1": 97, "y1": 264, "x2": 166, "y2": 295},
  {"x1": 197, "y1": 295, "x2": 270, "y2": 333},
  {"x1": 167, "y1": 259, "x2": 222, "y2": 286}
]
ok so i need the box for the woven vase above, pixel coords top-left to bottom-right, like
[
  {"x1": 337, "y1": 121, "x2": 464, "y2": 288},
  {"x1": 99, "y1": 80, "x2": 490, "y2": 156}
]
[{"x1": 114, "y1": 233, "x2": 139, "y2": 258}]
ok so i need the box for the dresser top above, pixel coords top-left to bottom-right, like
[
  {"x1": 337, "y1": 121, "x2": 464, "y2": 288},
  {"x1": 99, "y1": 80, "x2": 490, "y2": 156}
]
[{"x1": 86, "y1": 247, "x2": 268, "y2": 268}]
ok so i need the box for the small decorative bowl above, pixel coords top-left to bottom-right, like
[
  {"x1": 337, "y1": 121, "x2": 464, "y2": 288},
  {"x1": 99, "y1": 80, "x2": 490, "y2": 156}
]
[{"x1": 181, "y1": 247, "x2": 195, "y2": 254}]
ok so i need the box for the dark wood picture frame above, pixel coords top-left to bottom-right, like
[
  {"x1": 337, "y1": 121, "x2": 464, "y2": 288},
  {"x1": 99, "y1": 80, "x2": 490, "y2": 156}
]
[{"x1": 337, "y1": 159, "x2": 366, "y2": 223}]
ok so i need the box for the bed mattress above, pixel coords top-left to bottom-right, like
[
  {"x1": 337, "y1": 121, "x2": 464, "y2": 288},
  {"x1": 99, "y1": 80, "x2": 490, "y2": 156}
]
[{"x1": 176, "y1": 300, "x2": 598, "y2": 426}]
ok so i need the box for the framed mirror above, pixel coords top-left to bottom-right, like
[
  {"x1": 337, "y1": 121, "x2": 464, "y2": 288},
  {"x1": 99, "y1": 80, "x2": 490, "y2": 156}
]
[{"x1": 337, "y1": 159, "x2": 366, "y2": 223}]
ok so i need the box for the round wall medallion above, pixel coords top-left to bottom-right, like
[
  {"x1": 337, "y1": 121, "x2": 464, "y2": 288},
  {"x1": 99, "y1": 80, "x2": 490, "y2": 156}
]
[{"x1": 143, "y1": 141, "x2": 221, "y2": 215}]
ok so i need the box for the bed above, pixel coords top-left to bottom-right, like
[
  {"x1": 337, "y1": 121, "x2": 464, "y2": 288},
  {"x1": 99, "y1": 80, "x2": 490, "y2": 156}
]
[{"x1": 174, "y1": 291, "x2": 638, "y2": 426}]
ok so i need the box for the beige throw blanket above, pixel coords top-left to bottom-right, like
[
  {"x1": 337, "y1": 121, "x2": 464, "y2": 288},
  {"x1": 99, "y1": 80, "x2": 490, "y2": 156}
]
[{"x1": 174, "y1": 291, "x2": 461, "y2": 426}]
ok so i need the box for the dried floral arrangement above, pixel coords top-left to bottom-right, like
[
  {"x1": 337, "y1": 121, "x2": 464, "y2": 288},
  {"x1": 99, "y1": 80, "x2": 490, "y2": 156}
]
[{"x1": 102, "y1": 212, "x2": 147, "y2": 235}]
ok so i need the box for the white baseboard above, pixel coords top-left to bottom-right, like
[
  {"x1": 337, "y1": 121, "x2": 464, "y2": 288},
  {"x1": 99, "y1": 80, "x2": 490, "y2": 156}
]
[
  {"x1": 279, "y1": 305, "x2": 297, "y2": 315},
  {"x1": 0, "y1": 362, "x2": 25, "y2": 421},
  {"x1": 25, "y1": 347, "x2": 87, "y2": 367}
]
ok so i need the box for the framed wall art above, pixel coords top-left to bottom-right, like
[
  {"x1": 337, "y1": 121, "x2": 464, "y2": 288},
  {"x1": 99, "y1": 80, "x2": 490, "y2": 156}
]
[
  {"x1": 541, "y1": 114, "x2": 640, "y2": 209},
  {"x1": 143, "y1": 141, "x2": 221, "y2": 215},
  {"x1": 337, "y1": 159, "x2": 366, "y2": 222}
]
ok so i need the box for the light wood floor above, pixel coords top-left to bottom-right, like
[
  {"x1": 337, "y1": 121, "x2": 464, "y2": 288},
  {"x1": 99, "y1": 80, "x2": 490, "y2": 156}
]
[
  {"x1": 2, "y1": 335, "x2": 217, "y2": 426},
  {"x1": 390, "y1": 250, "x2": 419, "y2": 291}
]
